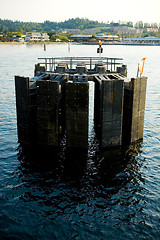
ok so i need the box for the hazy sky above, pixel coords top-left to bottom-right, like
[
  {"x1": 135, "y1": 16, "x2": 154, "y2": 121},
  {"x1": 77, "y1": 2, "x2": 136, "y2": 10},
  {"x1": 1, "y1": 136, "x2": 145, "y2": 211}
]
[{"x1": 0, "y1": 0, "x2": 160, "y2": 23}]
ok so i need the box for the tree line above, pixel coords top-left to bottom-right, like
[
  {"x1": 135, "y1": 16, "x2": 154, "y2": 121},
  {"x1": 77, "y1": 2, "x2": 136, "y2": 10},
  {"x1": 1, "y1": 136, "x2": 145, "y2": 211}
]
[
  {"x1": 0, "y1": 18, "x2": 160, "y2": 42},
  {"x1": 0, "y1": 18, "x2": 159, "y2": 34},
  {"x1": 0, "y1": 18, "x2": 104, "y2": 33}
]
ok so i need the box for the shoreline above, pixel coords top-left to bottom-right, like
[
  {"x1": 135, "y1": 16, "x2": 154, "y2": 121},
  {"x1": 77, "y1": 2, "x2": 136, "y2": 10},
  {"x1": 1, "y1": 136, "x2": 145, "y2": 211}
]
[
  {"x1": 0, "y1": 41, "x2": 159, "y2": 46},
  {"x1": 0, "y1": 41, "x2": 67, "y2": 45}
]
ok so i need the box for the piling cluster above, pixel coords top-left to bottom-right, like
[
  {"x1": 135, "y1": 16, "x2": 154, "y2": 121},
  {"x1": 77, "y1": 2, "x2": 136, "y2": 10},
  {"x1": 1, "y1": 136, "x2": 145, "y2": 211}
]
[{"x1": 15, "y1": 57, "x2": 147, "y2": 149}]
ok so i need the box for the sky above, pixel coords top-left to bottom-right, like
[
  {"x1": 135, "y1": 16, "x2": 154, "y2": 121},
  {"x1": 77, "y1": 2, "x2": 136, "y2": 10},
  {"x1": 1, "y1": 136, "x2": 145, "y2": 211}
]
[{"x1": 0, "y1": 0, "x2": 160, "y2": 24}]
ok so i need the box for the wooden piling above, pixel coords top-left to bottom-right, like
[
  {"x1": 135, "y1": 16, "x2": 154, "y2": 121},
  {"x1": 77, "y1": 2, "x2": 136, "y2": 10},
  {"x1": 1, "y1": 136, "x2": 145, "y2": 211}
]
[
  {"x1": 94, "y1": 76, "x2": 124, "y2": 147},
  {"x1": 117, "y1": 65, "x2": 127, "y2": 77},
  {"x1": 65, "y1": 82, "x2": 89, "y2": 148},
  {"x1": 122, "y1": 77, "x2": 147, "y2": 144},
  {"x1": 15, "y1": 76, "x2": 31, "y2": 144},
  {"x1": 101, "y1": 79, "x2": 124, "y2": 147},
  {"x1": 15, "y1": 57, "x2": 147, "y2": 149},
  {"x1": 130, "y1": 77, "x2": 147, "y2": 142},
  {"x1": 94, "y1": 77, "x2": 102, "y2": 132},
  {"x1": 37, "y1": 80, "x2": 60, "y2": 146},
  {"x1": 34, "y1": 64, "x2": 46, "y2": 76}
]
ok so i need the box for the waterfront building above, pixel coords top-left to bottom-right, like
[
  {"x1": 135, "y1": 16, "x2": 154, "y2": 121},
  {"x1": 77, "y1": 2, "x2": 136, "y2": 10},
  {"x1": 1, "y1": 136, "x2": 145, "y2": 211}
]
[
  {"x1": 95, "y1": 34, "x2": 120, "y2": 42},
  {"x1": 123, "y1": 36, "x2": 160, "y2": 45},
  {"x1": 70, "y1": 34, "x2": 120, "y2": 43},
  {"x1": 25, "y1": 32, "x2": 49, "y2": 42},
  {"x1": 70, "y1": 34, "x2": 93, "y2": 42}
]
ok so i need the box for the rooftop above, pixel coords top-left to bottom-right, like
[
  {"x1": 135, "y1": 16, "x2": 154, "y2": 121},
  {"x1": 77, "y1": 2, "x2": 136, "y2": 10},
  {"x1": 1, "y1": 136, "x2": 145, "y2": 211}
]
[
  {"x1": 124, "y1": 36, "x2": 160, "y2": 41},
  {"x1": 70, "y1": 35, "x2": 92, "y2": 38}
]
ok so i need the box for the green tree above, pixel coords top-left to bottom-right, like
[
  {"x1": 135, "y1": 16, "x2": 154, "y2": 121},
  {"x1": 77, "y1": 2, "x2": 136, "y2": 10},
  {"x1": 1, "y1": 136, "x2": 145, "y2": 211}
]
[
  {"x1": 59, "y1": 35, "x2": 69, "y2": 42},
  {"x1": 7, "y1": 32, "x2": 13, "y2": 37},
  {"x1": 16, "y1": 31, "x2": 22, "y2": 37},
  {"x1": 50, "y1": 34, "x2": 69, "y2": 42}
]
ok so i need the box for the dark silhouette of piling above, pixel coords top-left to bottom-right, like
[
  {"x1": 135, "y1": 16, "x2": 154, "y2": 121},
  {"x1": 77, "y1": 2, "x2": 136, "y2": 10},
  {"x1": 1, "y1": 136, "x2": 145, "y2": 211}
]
[{"x1": 15, "y1": 57, "x2": 147, "y2": 149}]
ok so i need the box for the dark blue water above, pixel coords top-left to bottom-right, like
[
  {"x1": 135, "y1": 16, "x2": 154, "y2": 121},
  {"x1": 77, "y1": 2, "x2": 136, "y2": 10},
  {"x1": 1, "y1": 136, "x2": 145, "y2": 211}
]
[{"x1": 0, "y1": 43, "x2": 159, "y2": 239}]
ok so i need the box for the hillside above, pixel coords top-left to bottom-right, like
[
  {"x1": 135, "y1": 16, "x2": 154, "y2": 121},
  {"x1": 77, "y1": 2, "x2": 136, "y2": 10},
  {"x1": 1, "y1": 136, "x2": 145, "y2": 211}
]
[
  {"x1": 0, "y1": 18, "x2": 159, "y2": 38},
  {"x1": 0, "y1": 18, "x2": 107, "y2": 33}
]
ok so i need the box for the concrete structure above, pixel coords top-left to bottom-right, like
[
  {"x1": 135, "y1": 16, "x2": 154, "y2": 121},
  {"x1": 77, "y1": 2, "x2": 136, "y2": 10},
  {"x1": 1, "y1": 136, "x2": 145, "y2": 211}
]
[
  {"x1": 25, "y1": 32, "x2": 49, "y2": 42},
  {"x1": 15, "y1": 57, "x2": 147, "y2": 149}
]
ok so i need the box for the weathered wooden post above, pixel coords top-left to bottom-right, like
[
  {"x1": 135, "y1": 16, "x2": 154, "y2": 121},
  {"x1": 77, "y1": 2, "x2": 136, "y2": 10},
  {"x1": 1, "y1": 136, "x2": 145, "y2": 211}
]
[
  {"x1": 34, "y1": 64, "x2": 46, "y2": 76},
  {"x1": 56, "y1": 64, "x2": 68, "y2": 73},
  {"x1": 122, "y1": 77, "x2": 147, "y2": 144},
  {"x1": 101, "y1": 78, "x2": 124, "y2": 147},
  {"x1": 95, "y1": 64, "x2": 106, "y2": 73},
  {"x1": 117, "y1": 65, "x2": 127, "y2": 77},
  {"x1": 94, "y1": 75, "x2": 124, "y2": 148},
  {"x1": 76, "y1": 63, "x2": 87, "y2": 74},
  {"x1": 15, "y1": 76, "x2": 31, "y2": 145},
  {"x1": 37, "y1": 80, "x2": 60, "y2": 147},
  {"x1": 65, "y1": 81, "x2": 89, "y2": 148},
  {"x1": 94, "y1": 76, "x2": 102, "y2": 132}
]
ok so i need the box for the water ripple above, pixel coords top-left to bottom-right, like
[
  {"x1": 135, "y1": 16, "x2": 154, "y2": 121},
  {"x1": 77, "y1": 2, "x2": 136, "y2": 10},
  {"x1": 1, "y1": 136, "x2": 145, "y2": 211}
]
[{"x1": 0, "y1": 44, "x2": 160, "y2": 240}]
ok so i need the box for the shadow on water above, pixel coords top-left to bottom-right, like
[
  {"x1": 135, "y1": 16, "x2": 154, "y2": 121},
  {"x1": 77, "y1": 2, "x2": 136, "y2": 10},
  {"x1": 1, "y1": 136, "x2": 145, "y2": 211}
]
[
  {"x1": 1, "y1": 140, "x2": 147, "y2": 240},
  {"x1": 16, "y1": 139, "x2": 145, "y2": 197}
]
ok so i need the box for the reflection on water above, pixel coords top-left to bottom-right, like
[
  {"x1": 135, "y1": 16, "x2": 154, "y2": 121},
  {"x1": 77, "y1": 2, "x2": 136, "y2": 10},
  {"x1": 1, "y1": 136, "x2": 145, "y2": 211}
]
[
  {"x1": 1, "y1": 44, "x2": 159, "y2": 240},
  {"x1": 17, "y1": 138, "x2": 145, "y2": 186},
  {"x1": 1, "y1": 122, "x2": 153, "y2": 239},
  {"x1": 13, "y1": 140, "x2": 148, "y2": 240}
]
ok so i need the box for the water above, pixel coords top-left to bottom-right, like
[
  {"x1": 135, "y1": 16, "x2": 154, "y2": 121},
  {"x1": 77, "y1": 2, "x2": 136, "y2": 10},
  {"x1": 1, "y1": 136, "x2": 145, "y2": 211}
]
[{"x1": 0, "y1": 43, "x2": 160, "y2": 239}]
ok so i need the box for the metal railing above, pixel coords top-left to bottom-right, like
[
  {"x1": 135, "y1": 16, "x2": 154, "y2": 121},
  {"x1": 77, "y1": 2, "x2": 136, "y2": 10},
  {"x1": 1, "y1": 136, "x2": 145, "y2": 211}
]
[{"x1": 37, "y1": 56, "x2": 123, "y2": 73}]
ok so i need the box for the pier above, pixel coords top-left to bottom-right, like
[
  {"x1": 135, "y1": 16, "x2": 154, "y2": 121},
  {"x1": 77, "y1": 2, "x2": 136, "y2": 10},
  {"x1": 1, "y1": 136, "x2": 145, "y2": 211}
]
[{"x1": 15, "y1": 57, "x2": 147, "y2": 149}]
